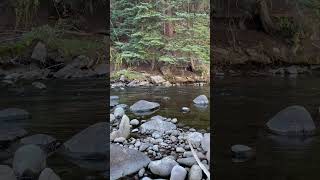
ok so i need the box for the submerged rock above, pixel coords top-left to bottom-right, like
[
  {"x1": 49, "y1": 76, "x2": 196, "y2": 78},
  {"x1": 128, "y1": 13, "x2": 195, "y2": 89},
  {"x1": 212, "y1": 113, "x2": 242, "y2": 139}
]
[
  {"x1": 62, "y1": 122, "x2": 107, "y2": 159},
  {"x1": 0, "y1": 108, "x2": 30, "y2": 121},
  {"x1": 13, "y1": 144, "x2": 47, "y2": 178},
  {"x1": 231, "y1": 144, "x2": 253, "y2": 162},
  {"x1": 266, "y1": 106, "x2": 316, "y2": 136},
  {"x1": 193, "y1": 95, "x2": 209, "y2": 105},
  {"x1": 32, "y1": 82, "x2": 47, "y2": 89},
  {"x1": 110, "y1": 144, "x2": 150, "y2": 180},
  {"x1": 130, "y1": 100, "x2": 160, "y2": 113}
]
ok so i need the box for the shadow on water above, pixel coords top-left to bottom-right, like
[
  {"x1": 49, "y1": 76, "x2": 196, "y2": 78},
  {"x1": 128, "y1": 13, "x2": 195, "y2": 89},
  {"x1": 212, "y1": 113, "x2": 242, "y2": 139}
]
[
  {"x1": 213, "y1": 75, "x2": 320, "y2": 180},
  {"x1": 0, "y1": 78, "x2": 107, "y2": 179}
]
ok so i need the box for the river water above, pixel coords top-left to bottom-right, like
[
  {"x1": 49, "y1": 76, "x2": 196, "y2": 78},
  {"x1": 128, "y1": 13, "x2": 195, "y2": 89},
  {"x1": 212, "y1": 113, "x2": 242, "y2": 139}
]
[
  {"x1": 0, "y1": 79, "x2": 107, "y2": 179},
  {"x1": 213, "y1": 75, "x2": 320, "y2": 180},
  {"x1": 0, "y1": 79, "x2": 210, "y2": 179},
  {"x1": 110, "y1": 86, "x2": 210, "y2": 130}
]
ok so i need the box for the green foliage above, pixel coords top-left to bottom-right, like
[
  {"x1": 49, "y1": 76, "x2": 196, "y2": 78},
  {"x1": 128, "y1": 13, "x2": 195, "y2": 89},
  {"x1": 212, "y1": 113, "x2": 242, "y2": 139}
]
[
  {"x1": 0, "y1": 25, "x2": 105, "y2": 58},
  {"x1": 11, "y1": 0, "x2": 40, "y2": 29},
  {"x1": 276, "y1": 17, "x2": 300, "y2": 39},
  {"x1": 111, "y1": 69, "x2": 144, "y2": 81},
  {"x1": 111, "y1": 0, "x2": 209, "y2": 69}
]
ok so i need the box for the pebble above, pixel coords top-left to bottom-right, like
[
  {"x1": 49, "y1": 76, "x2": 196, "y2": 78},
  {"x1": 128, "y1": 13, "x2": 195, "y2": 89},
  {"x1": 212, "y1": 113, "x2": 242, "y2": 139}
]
[
  {"x1": 130, "y1": 119, "x2": 139, "y2": 126},
  {"x1": 131, "y1": 129, "x2": 139, "y2": 133},
  {"x1": 171, "y1": 118, "x2": 178, "y2": 123},
  {"x1": 176, "y1": 147, "x2": 185, "y2": 153}
]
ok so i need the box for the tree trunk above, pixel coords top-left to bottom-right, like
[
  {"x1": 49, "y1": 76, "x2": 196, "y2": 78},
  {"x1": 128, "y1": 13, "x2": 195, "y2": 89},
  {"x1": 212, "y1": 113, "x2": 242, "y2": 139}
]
[{"x1": 257, "y1": 0, "x2": 278, "y2": 34}]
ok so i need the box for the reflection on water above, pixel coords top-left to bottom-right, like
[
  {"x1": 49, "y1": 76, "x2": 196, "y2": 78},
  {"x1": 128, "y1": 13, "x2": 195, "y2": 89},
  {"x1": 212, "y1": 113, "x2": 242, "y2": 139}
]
[
  {"x1": 213, "y1": 75, "x2": 320, "y2": 180},
  {"x1": 111, "y1": 86, "x2": 210, "y2": 130},
  {"x1": 0, "y1": 79, "x2": 106, "y2": 179}
]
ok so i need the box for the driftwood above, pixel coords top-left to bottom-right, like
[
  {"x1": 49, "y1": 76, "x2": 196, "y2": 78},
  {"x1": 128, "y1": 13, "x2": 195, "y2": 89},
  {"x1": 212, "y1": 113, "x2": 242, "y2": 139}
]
[{"x1": 188, "y1": 139, "x2": 211, "y2": 179}]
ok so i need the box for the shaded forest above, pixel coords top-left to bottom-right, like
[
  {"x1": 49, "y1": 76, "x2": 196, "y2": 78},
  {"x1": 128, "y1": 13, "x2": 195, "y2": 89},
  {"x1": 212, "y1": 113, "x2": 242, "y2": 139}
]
[{"x1": 110, "y1": 0, "x2": 210, "y2": 80}]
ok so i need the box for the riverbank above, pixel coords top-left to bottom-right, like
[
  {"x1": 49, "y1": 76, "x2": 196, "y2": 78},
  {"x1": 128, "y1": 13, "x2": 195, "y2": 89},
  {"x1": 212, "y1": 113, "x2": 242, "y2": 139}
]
[
  {"x1": 109, "y1": 94, "x2": 210, "y2": 179},
  {"x1": 110, "y1": 65, "x2": 210, "y2": 88}
]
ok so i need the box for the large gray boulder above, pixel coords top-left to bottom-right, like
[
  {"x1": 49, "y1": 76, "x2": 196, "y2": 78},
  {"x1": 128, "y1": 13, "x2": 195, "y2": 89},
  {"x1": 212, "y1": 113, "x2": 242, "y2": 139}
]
[
  {"x1": 38, "y1": 168, "x2": 61, "y2": 180},
  {"x1": 0, "y1": 108, "x2": 30, "y2": 121},
  {"x1": 130, "y1": 100, "x2": 160, "y2": 113},
  {"x1": 62, "y1": 122, "x2": 107, "y2": 159},
  {"x1": 0, "y1": 165, "x2": 17, "y2": 180},
  {"x1": 139, "y1": 117, "x2": 176, "y2": 134},
  {"x1": 266, "y1": 106, "x2": 316, "y2": 136},
  {"x1": 31, "y1": 42, "x2": 47, "y2": 63},
  {"x1": 13, "y1": 145, "x2": 46, "y2": 178},
  {"x1": 110, "y1": 144, "x2": 150, "y2": 180}
]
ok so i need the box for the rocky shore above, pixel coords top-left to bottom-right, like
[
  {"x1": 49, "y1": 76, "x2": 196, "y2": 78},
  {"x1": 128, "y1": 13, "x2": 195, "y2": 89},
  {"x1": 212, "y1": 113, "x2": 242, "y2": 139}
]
[
  {"x1": 213, "y1": 65, "x2": 320, "y2": 78},
  {"x1": 0, "y1": 41, "x2": 107, "y2": 85},
  {"x1": 109, "y1": 95, "x2": 211, "y2": 180},
  {"x1": 0, "y1": 108, "x2": 107, "y2": 180},
  {"x1": 111, "y1": 73, "x2": 208, "y2": 89}
]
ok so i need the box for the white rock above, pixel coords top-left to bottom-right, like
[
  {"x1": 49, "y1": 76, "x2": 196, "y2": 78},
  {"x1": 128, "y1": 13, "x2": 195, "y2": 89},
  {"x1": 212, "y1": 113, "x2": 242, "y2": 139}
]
[
  {"x1": 110, "y1": 114, "x2": 115, "y2": 123},
  {"x1": 201, "y1": 133, "x2": 210, "y2": 152},
  {"x1": 188, "y1": 165, "x2": 202, "y2": 180},
  {"x1": 130, "y1": 119, "x2": 139, "y2": 126},
  {"x1": 148, "y1": 157, "x2": 178, "y2": 177},
  {"x1": 114, "y1": 137, "x2": 126, "y2": 143},
  {"x1": 188, "y1": 132, "x2": 203, "y2": 148},
  {"x1": 114, "y1": 107, "x2": 125, "y2": 119},
  {"x1": 176, "y1": 147, "x2": 185, "y2": 153},
  {"x1": 170, "y1": 165, "x2": 187, "y2": 180}
]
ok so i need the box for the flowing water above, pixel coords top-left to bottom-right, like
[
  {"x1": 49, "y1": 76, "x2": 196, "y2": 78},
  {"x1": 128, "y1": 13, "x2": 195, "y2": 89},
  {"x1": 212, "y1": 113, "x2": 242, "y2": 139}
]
[
  {"x1": 110, "y1": 86, "x2": 210, "y2": 130},
  {"x1": 213, "y1": 75, "x2": 320, "y2": 180},
  {"x1": 0, "y1": 79, "x2": 210, "y2": 179},
  {"x1": 0, "y1": 79, "x2": 107, "y2": 180}
]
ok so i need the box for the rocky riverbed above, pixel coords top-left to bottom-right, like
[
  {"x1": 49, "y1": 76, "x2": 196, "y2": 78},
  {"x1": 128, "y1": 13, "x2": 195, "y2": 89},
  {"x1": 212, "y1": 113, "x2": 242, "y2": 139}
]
[
  {"x1": 109, "y1": 94, "x2": 211, "y2": 180},
  {"x1": 0, "y1": 107, "x2": 108, "y2": 180}
]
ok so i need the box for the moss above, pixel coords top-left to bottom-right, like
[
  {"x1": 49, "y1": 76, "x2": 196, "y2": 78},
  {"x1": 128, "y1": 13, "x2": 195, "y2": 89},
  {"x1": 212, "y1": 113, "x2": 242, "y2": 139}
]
[{"x1": 0, "y1": 25, "x2": 106, "y2": 61}]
